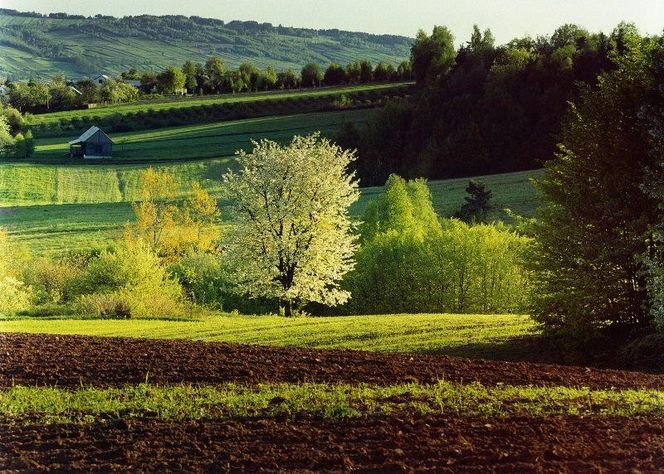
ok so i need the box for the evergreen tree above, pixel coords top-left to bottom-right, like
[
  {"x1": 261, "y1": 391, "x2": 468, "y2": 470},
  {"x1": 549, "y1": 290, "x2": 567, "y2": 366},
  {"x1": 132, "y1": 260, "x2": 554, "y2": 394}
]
[{"x1": 454, "y1": 179, "x2": 493, "y2": 223}]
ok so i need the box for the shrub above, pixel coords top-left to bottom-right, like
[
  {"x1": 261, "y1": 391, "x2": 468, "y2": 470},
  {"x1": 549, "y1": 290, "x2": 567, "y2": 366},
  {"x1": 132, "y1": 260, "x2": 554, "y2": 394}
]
[
  {"x1": 76, "y1": 292, "x2": 131, "y2": 318},
  {"x1": 170, "y1": 253, "x2": 225, "y2": 308},
  {"x1": 21, "y1": 256, "x2": 85, "y2": 304},
  {"x1": 343, "y1": 175, "x2": 531, "y2": 314},
  {"x1": 0, "y1": 276, "x2": 33, "y2": 315},
  {"x1": 75, "y1": 244, "x2": 184, "y2": 318},
  {"x1": 0, "y1": 228, "x2": 33, "y2": 314}
]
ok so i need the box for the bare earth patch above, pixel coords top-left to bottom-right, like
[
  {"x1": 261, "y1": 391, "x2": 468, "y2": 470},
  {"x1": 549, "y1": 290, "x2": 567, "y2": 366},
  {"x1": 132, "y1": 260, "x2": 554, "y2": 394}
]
[
  {"x1": 2, "y1": 415, "x2": 663, "y2": 472},
  {"x1": 3, "y1": 333, "x2": 664, "y2": 471},
  {"x1": 3, "y1": 333, "x2": 664, "y2": 389}
]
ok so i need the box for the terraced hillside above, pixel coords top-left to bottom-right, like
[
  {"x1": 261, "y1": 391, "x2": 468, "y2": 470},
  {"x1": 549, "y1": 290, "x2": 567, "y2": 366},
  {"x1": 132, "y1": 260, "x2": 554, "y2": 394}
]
[{"x1": 0, "y1": 10, "x2": 412, "y2": 79}]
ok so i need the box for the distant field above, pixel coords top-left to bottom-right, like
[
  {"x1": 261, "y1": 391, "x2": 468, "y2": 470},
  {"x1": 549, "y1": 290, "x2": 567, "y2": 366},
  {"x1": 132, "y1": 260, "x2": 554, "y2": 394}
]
[
  {"x1": 1, "y1": 170, "x2": 543, "y2": 254},
  {"x1": 0, "y1": 313, "x2": 536, "y2": 357},
  {"x1": 32, "y1": 109, "x2": 371, "y2": 163},
  {"x1": 1, "y1": 109, "x2": 370, "y2": 209},
  {"x1": 29, "y1": 83, "x2": 409, "y2": 126}
]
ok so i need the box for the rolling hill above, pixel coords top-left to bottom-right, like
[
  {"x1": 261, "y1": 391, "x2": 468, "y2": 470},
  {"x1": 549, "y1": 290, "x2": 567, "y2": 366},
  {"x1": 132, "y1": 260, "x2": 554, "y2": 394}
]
[{"x1": 0, "y1": 9, "x2": 413, "y2": 80}]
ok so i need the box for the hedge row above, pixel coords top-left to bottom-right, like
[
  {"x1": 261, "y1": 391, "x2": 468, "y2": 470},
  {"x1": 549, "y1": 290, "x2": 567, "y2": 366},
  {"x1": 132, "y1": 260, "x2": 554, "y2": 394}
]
[{"x1": 31, "y1": 87, "x2": 412, "y2": 138}]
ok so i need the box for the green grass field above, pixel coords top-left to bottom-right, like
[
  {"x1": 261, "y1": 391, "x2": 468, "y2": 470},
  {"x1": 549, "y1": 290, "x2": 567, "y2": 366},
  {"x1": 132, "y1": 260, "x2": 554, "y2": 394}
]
[
  {"x1": 29, "y1": 83, "x2": 409, "y2": 126},
  {"x1": 1, "y1": 170, "x2": 543, "y2": 254},
  {"x1": 32, "y1": 109, "x2": 372, "y2": 163},
  {"x1": 0, "y1": 313, "x2": 536, "y2": 357}
]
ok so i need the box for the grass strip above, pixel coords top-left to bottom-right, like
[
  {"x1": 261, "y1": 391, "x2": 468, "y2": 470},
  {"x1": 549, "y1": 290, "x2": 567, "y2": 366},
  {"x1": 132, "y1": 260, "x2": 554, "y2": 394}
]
[{"x1": 2, "y1": 381, "x2": 663, "y2": 425}]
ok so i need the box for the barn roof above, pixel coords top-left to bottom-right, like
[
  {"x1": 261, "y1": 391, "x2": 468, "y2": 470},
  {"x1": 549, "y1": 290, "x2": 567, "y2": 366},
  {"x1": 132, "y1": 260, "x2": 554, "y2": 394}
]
[{"x1": 68, "y1": 126, "x2": 113, "y2": 145}]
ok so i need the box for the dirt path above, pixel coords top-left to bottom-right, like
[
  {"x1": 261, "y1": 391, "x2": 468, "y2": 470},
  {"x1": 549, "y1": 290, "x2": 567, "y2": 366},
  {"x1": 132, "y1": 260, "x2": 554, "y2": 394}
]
[
  {"x1": 3, "y1": 333, "x2": 664, "y2": 389},
  {"x1": 2, "y1": 415, "x2": 663, "y2": 472}
]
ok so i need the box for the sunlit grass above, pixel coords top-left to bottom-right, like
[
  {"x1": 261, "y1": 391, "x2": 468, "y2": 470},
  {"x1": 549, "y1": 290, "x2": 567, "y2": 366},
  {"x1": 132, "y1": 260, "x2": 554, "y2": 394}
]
[
  {"x1": 3, "y1": 381, "x2": 663, "y2": 425},
  {"x1": 0, "y1": 313, "x2": 536, "y2": 357}
]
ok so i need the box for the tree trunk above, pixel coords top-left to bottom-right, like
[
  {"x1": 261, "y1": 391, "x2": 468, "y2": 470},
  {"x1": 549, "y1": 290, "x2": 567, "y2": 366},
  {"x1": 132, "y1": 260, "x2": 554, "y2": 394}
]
[{"x1": 284, "y1": 299, "x2": 293, "y2": 317}]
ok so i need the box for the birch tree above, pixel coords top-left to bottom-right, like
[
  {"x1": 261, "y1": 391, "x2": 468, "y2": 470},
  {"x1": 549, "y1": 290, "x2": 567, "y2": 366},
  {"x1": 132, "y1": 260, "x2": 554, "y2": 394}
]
[{"x1": 222, "y1": 134, "x2": 359, "y2": 316}]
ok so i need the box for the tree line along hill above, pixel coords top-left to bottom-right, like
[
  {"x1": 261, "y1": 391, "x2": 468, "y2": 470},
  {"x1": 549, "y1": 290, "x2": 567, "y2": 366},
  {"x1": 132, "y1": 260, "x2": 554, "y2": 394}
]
[{"x1": 0, "y1": 9, "x2": 413, "y2": 80}]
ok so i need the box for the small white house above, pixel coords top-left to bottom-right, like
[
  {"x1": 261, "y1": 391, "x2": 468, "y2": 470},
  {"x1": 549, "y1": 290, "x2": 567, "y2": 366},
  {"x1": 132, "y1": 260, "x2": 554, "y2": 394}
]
[{"x1": 0, "y1": 85, "x2": 9, "y2": 96}]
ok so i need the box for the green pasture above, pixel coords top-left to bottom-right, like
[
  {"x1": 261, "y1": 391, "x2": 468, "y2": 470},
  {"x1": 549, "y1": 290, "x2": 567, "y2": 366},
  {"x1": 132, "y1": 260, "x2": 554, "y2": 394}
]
[
  {"x1": 0, "y1": 313, "x2": 536, "y2": 358},
  {"x1": 31, "y1": 109, "x2": 371, "y2": 163},
  {"x1": 0, "y1": 169, "x2": 543, "y2": 254}
]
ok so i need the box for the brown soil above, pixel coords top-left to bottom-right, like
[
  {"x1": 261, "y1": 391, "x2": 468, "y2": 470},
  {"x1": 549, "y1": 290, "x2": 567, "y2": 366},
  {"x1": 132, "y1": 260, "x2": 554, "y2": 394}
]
[
  {"x1": 2, "y1": 415, "x2": 663, "y2": 472},
  {"x1": 3, "y1": 333, "x2": 664, "y2": 389}
]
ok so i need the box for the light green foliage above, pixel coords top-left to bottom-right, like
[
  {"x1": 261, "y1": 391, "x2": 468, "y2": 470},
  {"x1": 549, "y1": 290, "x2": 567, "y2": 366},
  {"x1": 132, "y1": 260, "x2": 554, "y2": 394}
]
[
  {"x1": 223, "y1": 134, "x2": 359, "y2": 315},
  {"x1": 169, "y1": 253, "x2": 226, "y2": 309},
  {"x1": 0, "y1": 313, "x2": 535, "y2": 357},
  {"x1": 0, "y1": 116, "x2": 14, "y2": 156},
  {"x1": 99, "y1": 79, "x2": 139, "y2": 104},
  {"x1": 75, "y1": 244, "x2": 184, "y2": 318},
  {"x1": 3, "y1": 381, "x2": 664, "y2": 425},
  {"x1": 347, "y1": 175, "x2": 531, "y2": 314},
  {"x1": 0, "y1": 229, "x2": 33, "y2": 314},
  {"x1": 21, "y1": 255, "x2": 86, "y2": 305},
  {"x1": 156, "y1": 66, "x2": 186, "y2": 95}
]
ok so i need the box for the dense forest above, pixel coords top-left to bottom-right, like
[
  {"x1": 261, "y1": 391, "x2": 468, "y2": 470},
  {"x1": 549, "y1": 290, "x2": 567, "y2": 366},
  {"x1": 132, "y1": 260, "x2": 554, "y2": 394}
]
[
  {"x1": 0, "y1": 9, "x2": 412, "y2": 79},
  {"x1": 340, "y1": 23, "x2": 642, "y2": 185}
]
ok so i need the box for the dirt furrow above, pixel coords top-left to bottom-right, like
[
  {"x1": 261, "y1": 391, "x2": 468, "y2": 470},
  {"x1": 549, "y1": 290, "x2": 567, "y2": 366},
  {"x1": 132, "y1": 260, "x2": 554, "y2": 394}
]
[{"x1": 3, "y1": 333, "x2": 664, "y2": 389}]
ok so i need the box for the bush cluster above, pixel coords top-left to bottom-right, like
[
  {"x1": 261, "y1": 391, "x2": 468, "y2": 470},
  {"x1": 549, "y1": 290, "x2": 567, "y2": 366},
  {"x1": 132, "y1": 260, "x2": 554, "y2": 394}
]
[{"x1": 341, "y1": 176, "x2": 530, "y2": 315}]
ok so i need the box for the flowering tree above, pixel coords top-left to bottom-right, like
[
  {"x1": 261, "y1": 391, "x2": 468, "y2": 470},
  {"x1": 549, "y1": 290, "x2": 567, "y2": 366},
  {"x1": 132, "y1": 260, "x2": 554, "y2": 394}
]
[{"x1": 222, "y1": 134, "x2": 359, "y2": 316}]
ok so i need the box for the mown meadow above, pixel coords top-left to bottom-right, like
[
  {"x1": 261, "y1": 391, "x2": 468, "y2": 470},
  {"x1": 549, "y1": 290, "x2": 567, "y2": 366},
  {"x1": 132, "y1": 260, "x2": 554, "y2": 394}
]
[{"x1": 1, "y1": 169, "x2": 541, "y2": 254}]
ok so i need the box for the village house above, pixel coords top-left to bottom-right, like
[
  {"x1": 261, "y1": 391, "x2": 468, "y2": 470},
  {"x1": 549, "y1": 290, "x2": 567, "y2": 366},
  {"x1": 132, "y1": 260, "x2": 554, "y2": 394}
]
[{"x1": 69, "y1": 126, "x2": 113, "y2": 159}]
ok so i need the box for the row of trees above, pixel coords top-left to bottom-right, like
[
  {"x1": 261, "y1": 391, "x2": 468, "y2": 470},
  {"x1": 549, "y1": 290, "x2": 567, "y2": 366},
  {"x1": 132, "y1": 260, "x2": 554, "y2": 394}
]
[
  {"x1": 339, "y1": 23, "x2": 645, "y2": 185},
  {"x1": 3, "y1": 57, "x2": 411, "y2": 114},
  {"x1": 128, "y1": 57, "x2": 411, "y2": 95},
  {"x1": 6, "y1": 75, "x2": 138, "y2": 113}
]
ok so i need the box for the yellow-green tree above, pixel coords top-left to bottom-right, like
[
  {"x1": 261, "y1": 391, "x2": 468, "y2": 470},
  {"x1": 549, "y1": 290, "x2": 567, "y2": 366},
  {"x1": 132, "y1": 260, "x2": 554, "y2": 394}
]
[{"x1": 127, "y1": 168, "x2": 220, "y2": 259}]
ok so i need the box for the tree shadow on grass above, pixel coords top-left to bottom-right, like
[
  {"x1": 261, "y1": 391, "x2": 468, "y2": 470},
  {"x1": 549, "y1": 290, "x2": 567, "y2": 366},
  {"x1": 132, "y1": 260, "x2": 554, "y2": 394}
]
[{"x1": 426, "y1": 335, "x2": 566, "y2": 365}]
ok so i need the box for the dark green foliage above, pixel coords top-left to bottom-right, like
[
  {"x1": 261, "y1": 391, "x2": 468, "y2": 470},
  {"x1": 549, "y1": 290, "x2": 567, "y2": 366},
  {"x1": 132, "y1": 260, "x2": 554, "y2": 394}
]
[
  {"x1": 352, "y1": 23, "x2": 639, "y2": 185},
  {"x1": 454, "y1": 180, "x2": 494, "y2": 223},
  {"x1": 410, "y1": 26, "x2": 456, "y2": 87},
  {"x1": 528, "y1": 33, "x2": 664, "y2": 333},
  {"x1": 300, "y1": 63, "x2": 323, "y2": 87}
]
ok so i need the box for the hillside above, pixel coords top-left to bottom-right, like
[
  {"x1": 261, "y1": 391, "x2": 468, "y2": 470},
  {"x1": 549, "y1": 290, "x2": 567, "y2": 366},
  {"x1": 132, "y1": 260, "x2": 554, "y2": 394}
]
[{"x1": 0, "y1": 9, "x2": 413, "y2": 80}]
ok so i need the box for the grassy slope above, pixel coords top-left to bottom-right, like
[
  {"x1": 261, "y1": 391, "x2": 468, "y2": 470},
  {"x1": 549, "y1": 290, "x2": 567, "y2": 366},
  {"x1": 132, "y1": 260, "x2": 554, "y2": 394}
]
[
  {"x1": 0, "y1": 13, "x2": 411, "y2": 79},
  {"x1": 0, "y1": 313, "x2": 535, "y2": 357},
  {"x1": 1, "y1": 170, "x2": 542, "y2": 254},
  {"x1": 30, "y1": 83, "x2": 408, "y2": 125},
  {"x1": 32, "y1": 109, "x2": 372, "y2": 163}
]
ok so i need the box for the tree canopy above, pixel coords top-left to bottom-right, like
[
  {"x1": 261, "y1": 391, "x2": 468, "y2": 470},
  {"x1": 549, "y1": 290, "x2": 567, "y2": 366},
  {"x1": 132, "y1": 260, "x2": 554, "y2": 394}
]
[{"x1": 222, "y1": 134, "x2": 359, "y2": 316}]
